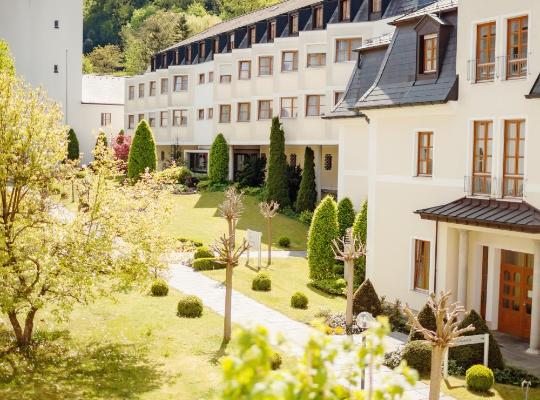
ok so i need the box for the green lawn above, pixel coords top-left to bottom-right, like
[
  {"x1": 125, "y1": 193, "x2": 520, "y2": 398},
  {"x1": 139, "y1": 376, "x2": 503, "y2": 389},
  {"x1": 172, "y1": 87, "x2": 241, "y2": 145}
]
[
  {"x1": 162, "y1": 192, "x2": 308, "y2": 250},
  {"x1": 0, "y1": 290, "x2": 231, "y2": 400},
  {"x1": 202, "y1": 257, "x2": 346, "y2": 324}
]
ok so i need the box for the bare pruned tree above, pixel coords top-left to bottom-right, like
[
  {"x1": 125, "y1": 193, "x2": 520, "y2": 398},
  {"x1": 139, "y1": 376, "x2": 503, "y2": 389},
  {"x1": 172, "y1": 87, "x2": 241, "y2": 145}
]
[{"x1": 259, "y1": 201, "x2": 279, "y2": 265}]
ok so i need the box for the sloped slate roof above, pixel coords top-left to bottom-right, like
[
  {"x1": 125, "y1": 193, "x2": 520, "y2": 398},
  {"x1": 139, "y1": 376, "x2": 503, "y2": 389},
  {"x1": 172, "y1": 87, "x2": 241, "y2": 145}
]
[
  {"x1": 81, "y1": 75, "x2": 125, "y2": 105},
  {"x1": 383, "y1": 0, "x2": 435, "y2": 19},
  {"x1": 391, "y1": 0, "x2": 458, "y2": 24},
  {"x1": 526, "y1": 74, "x2": 540, "y2": 99},
  {"x1": 415, "y1": 197, "x2": 540, "y2": 233}
]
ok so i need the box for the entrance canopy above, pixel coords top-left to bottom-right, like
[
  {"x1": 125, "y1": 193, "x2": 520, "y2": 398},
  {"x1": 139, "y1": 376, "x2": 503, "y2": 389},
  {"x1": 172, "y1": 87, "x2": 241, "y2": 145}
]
[{"x1": 415, "y1": 197, "x2": 540, "y2": 233}]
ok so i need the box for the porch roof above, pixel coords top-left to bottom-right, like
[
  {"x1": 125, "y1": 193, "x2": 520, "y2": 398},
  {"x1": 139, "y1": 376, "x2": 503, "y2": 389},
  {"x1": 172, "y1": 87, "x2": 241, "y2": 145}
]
[
  {"x1": 415, "y1": 197, "x2": 540, "y2": 233},
  {"x1": 526, "y1": 73, "x2": 540, "y2": 99}
]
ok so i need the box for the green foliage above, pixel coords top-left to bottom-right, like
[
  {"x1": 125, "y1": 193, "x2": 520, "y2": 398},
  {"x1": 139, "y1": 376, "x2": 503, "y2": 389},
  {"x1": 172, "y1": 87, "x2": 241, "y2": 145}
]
[
  {"x1": 236, "y1": 155, "x2": 266, "y2": 188},
  {"x1": 381, "y1": 298, "x2": 409, "y2": 334},
  {"x1": 95, "y1": 131, "x2": 108, "y2": 148},
  {"x1": 177, "y1": 237, "x2": 203, "y2": 247},
  {"x1": 409, "y1": 303, "x2": 437, "y2": 341},
  {"x1": 155, "y1": 164, "x2": 193, "y2": 185},
  {"x1": 332, "y1": 263, "x2": 344, "y2": 276},
  {"x1": 270, "y1": 352, "x2": 282, "y2": 370},
  {"x1": 193, "y1": 246, "x2": 213, "y2": 259},
  {"x1": 352, "y1": 279, "x2": 382, "y2": 316},
  {"x1": 352, "y1": 200, "x2": 368, "y2": 288},
  {"x1": 295, "y1": 147, "x2": 317, "y2": 213},
  {"x1": 308, "y1": 196, "x2": 338, "y2": 281},
  {"x1": 266, "y1": 117, "x2": 290, "y2": 207},
  {"x1": 402, "y1": 340, "x2": 431, "y2": 376},
  {"x1": 493, "y1": 366, "x2": 540, "y2": 387},
  {"x1": 127, "y1": 120, "x2": 157, "y2": 180},
  {"x1": 192, "y1": 257, "x2": 222, "y2": 271},
  {"x1": 82, "y1": 55, "x2": 94, "y2": 74},
  {"x1": 177, "y1": 295, "x2": 203, "y2": 318},
  {"x1": 67, "y1": 129, "x2": 80, "y2": 161},
  {"x1": 466, "y1": 365, "x2": 494, "y2": 392},
  {"x1": 290, "y1": 292, "x2": 308, "y2": 309},
  {"x1": 220, "y1": 0, "x2": 280, "y2": 19},
  {"x1": 86, "y1": 44, "x2": 124, "y2": 74},
  {"x1": 150, "y1": 279, "x2": 169, "y2": 296},
  {"x1": 0, "y1": 40, "x2": 15, "y2": 76},
  {"x1": 310, "y1": 278, "x2": 346, "y2": 296},
  {"x1": 252, "y1": 272, "x2": 271, "y2": 291},
  {"x1": 298, "y1": 210, "x2": 313, "y2": 225},
  {"x1": 449, "y1": 309, "x2": 504, "y2": 370},
  {"x1": 278, "y1": 236, "x2": 290, "y2": 248},
  {"x1": 287, "y1": 164, "x2": 302, "y2": 205},
  {"x1": 209, "y1": 133, "x2": 229, "y2": 184},
  {"x1": 337, "y1": 198, "x2": 355, "y2": 238}
]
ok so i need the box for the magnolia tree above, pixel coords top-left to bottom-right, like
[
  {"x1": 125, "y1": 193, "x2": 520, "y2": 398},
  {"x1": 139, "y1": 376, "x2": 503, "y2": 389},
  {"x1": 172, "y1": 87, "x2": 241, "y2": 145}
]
[
  {"x1": 112, "y1": 130, "x2": 132, "y2": 170},
  {"x1": 0, "y1": 69, "x2": 171, "y2": 346}
]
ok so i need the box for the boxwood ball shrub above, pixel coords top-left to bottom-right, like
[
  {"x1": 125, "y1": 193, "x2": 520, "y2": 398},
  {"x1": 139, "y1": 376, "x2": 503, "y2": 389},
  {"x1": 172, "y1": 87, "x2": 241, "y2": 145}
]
[
  {"x1": 252, "y1": 272, "x2": 271, "y2": 291},
  {"x1": 150, "y1": 279, "x2": 169, "y2": 297},
  {"x1": 194, "y1": 246, "x2": 214, "y2": 259},
  {"x1": 466, "y1": 365, "x2": 494, "y2": 392},
  {"x1": 192, "y1": 257, "x2": 222, "y2": 271},
  {"x1": 290, "y1": 292, "x2": 309, "y2": 309},
  {"x1": 278, "y1": 236, "x2": 290, "y2": 247},
  {"x1": 177, "y1": 295, "x2": 203, "y2": 318},
  {"x1": 402, "y1": 340, "x2": 432, "y2": 376}
]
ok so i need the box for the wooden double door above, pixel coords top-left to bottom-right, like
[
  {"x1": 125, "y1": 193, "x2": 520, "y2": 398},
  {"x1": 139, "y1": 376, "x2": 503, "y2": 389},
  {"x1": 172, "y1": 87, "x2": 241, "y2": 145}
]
[{"x1": 498, "y1": 250, "x2": 533, "y2": 339}]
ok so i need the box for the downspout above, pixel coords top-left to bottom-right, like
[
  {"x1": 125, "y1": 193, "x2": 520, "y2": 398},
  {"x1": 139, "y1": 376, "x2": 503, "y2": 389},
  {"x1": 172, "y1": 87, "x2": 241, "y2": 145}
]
[{"x1": 434, "y1": 220, "x2": 439, "y2": 293}]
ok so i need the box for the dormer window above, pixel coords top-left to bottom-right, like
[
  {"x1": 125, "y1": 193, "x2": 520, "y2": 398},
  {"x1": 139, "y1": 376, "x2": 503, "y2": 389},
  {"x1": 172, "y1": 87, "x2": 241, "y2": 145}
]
[
  {"x1": 268, "y1": 20, "x2": 277, "y2": 42},
  {"x1": 290, "y1": 13, "x2": 299, "y2": 35},
  {"x1": 339, "y1": 0, "x2": 350, "y2": 22},
  {"x1": 186, "y1": 46, "x2": 192, "y2": 63},
  {"x1": 371, "y1": 0, "x2": 381, "y2": 13},
  {"x1": 54, "y1": 20, "x2": 60, "y2": 29},
  {"x1": 422, "y1": 34, "x2": 438, "y2": 74},
  {"x1": 313, "y1": 6, "x2": 323, "y2": 29},
  {"x1": 162, "y1": 54, "x2": 167, "y2": 68},
  {"x1": 199, "y1": 42, "x2": 206, "y2": 62},
  {"x1": 228, "y1": 33, "x2": 235, "y2": 51},
  {"x1": 248, "y1": 26, "x2": 256, "y2": 47},
  {"x1": 213, "y1": 38, "x2": 220, "y2": 54}
]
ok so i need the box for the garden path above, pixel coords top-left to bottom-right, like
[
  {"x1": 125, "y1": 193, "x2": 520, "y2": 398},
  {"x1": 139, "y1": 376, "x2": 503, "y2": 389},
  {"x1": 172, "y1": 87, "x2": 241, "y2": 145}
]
[{"x1": 168, "y1": 263, "x2": 453, "y2": 400}]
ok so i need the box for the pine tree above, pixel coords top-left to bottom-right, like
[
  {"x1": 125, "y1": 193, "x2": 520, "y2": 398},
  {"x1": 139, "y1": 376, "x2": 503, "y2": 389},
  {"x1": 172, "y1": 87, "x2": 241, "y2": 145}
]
[
  {"x1": 352, "y1": 200, "x2": 368, "y2": 287},
  {"x1": 209, "y1": 133, "x2": 229, "y2": 184},
  {"x1": 127, "y1": 120, "x2": 157, "y2": 180},
  {"x1": 295, "y1": 146, "x2": 317, "y2": 212},
  {"x1": 337, "y1": 197, "x2": 355, "y2": 238},
  {"x1": 308, "y1": 196, "x2": 339, "y2": 281},
  {"x1": 266, "y1": 117, "x2": 290, "y2": 207},
  {"x1": 67, "y1": 128, "x2": 80, "y2": 161}
]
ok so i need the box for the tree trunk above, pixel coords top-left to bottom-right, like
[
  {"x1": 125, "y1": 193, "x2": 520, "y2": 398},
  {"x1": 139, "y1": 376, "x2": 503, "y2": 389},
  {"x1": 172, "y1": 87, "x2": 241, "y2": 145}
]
[
  {"x1": 345, "y1": 260, "x2": 354, "y2": 331},
  {"x1": 267, "y1": 219, "x2": 272, "y2": 265},
  {"x1": 223, "y1": 219, "x2": 235, "y2": 342},
  {"x1": 429, "y1": 345, "x2": 444, "y2": 400},
  {"x1": 8, "y1": 308, "x2": 36, "y2": 347}
]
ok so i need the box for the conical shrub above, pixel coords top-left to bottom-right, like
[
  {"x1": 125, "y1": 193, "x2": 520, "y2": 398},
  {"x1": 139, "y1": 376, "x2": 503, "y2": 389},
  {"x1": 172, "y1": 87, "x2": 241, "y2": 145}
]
[
  {"x1": 352, "y1": 278, "x2": 382, "y2": 316},
  {"x1": 127, "y1": 120, "x2": 157, "y2": 180},
  {"x1": 295, "y1": 146, "x2": 317, "y2": 212},
  {"x1": 337, "y1": 197, "x2": 355, "y2": 237},
  {"x1": 308, "y1": 196, "x2": 338, "y2": 281},
  {"x1": 409, "y1": 303, "x2": 437, "y2": 341},
  {"x1": 209, "y1": 133, "x2": 229, "y2": 184},
  {"x1": 266, "y1": 117, "x2": 289, "y2": 207},
  {"x1": 67, "y1": 128, "x2": 79, "y2": 161}
]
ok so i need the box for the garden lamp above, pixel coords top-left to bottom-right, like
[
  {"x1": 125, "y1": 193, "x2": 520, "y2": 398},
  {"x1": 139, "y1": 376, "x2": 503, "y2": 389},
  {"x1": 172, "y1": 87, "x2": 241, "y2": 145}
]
[{"x1": 356, "y1": 311, "x2": 374, "y2": 391}]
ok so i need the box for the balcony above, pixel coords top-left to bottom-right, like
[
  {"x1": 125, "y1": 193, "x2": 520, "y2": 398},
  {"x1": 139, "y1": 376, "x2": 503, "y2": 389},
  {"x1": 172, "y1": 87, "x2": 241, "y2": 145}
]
[
  {"x1": 464, "y1": 175, "x2": 526, "y2": 199},
  {"x1": 467, "y1": 53, "x2": 531, "y2": 83}
]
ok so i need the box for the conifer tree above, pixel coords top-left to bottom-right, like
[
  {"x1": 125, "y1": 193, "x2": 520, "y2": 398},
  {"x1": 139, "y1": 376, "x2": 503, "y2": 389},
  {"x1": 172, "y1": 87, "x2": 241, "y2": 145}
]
[
  {"x1": 308, "y1": 196, "x2": 338, "y2": 281},
  {"x1": 95, "y1": 131, "x2": 108, "y2": 148},
  {"x1": 337, "y1": 197, "x2": 355, "y2": 237},
  {"x1": 352, "y1": 200, "x2": 368, "y2": 286},
  {"x1": 295, "y1": 146, "x2": 317, "y2": 212},
  {"x1": 209, "y1": 133, "x2": 229, "y2": 184},
  {"x1": 127, "y1": 120, "x2": 157, "y2": 180},
  {"x1": 266, "y1": 117, "x2": 289, "y2": 207},
  {"x1": 67, "y1": 128, "x2": 80, "y2": 161}
]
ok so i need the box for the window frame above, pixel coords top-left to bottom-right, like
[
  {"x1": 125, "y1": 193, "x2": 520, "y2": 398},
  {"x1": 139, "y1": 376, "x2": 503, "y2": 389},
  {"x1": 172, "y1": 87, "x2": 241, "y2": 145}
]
[
  {"x1": 305, "y1": 95, "x2": 324, "y2": 117},
  {"x1": 161, "y1": 78, "x2": 169, "y2": 94},
  {"x1": 335, "y1": 38, "x2": 361, "y2": 63},
  {"x1": 128, "y1": 86, "x2": 135, "y2": 100},
  {"x1": 313, "y1": 5, "x2": 323, "y2": 29},
  {"x1": 149, "y1": 81, "x2": 157, "y2": 96},
  {"x1": 290, "y1": 13, "x2": 299, "y2": 35},
  {"x1": 238, "y1": 60, "x2": 252, "y2": 80},
  {"x1": 172, "y1": 109, "x2": 188, "y2": 127},
  {"x1": 248, "y1": 26, "x2": 257, "y2": 47},
  {"x1": 506, "y1": 15, "x2": 528, "y2": 79},
  {"x1": 281, "y1": 50, "x2": 298, "y2": 72},
  {"x1": 416, "y1": 131, "x2": 433, "y2": 177},
  {"x1": 100, "y1": 112, "x2": 112, "y2": 127},
  {"x1": 237, "y1": 102, "x2": 251, "y2": 122},
  {"x1": 128, "y1": 115, "x2": 135, "y2": 129},
  {"x1": 220, "y1": 74, "x2": 232, "y2": 83},
  {"x1": 258, "y1": 56, "x2": 273, "y2": 76},
  {"x1": 475, "y1": 22, "x2": 496, "y2": 82},
  {"x1": 472, "y1": 121, "x2": 493, "y2": 196},
  {"x1": 219, "y1": 104, "x2": 231, "y2": 123},
  {"x1": 422, "y1": 34, "x2": 438, "y2": 74},
  {"x1": 280, "y1": 97, "x2": 298, "y2": 119},
  {"x1": 197, "y1": 109, "x2": 205, "y2": 120},
  {"x1": 334, "y1": 91, "x2": 344, "y2": 105},
  {"x1": 160, "y1": 111, "x2": 168, "y2": 127},
  {"x1": 199, "y1": 73, "x2": 206, "y2": 84},
  {"x1": 502, "y1": 119, "x2": 526, "y2": 198},
  {"x1": 339, "y1": 0, "x2": 350, "y2": 22},
  {"x1": 173, "y1": 75, "x2": 188, "y2": 91},
  {"x1": 371, "y1": 0, "x2": 382, "y2": 13},
  {"x1": 138, "y1": 83, "x2": 145, "y2": 98},
  {"x1": 207, "y1": 108, "x2": 213, "y2": 119},
  {"x1": 307, "y1": 52, "x2": 326, "y2": 67},
  {"x1": 412, "y1": 238, "x2": 431, "y2": 293},
  {"x1": 257, "y1": 100, "x2": 273, "y2": 120},
  {"x1": 268, "y1": 20, "x2": 277, "y2": 42}
]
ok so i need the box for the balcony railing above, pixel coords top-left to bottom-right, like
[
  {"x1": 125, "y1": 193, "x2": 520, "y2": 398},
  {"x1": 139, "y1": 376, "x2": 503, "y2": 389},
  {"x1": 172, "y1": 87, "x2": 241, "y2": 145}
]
[
  {"x1": 505, "y1": 53, "x2": 528, "y2": 79},
  {"x1": 467, "y1": 53, "x2": 531, "y2": 82},
  {"x1": 464, "y1": 175, "x2": 527, "y2": 199}
]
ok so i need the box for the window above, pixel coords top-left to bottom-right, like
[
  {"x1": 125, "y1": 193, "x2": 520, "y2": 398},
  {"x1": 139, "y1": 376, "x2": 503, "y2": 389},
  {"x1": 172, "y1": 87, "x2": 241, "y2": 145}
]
[
  {"x1": 258, "y1": 100, "x2": 273, "y2": 120},
  {"x1": 174, "y1": 75, "x2": 188, "y2": 91},
  {"x1": 307, "y1": 52, "x2": 326, "y2": 67},
  {"x1": 324, "y1": 154, "x2": 332, "y2": 170},
  {"x1": 149, "y1": 81, "x2": 157, "y2": 96},
  {"x1": 160, "y1": 111, "x2": 168, "y2": 127},
  {"x1": 334, "y1": 91, "x2": 344, "y2": 105},
  {"x1": 248, "y1": 26, "x2": 256, "y2": 47},
  {"x1": 175, "y1": 49, "x2": 179, "y2": 64},
  {"x1": 472, "y1": 121, "x2": 493, "y2": 195},
  {"x1": 128, "y1": 86, "x2": 135, "y2": 100},
  {"x1": 237, "y1": 103, "x2": 251, "y2": 122},
  {"x1": 506, "y1": 16, "x2": 528, "y2": 79},
  {"x1": 138, "y1": 113, "x2": 144, "y2": 122},
  {"x1": 53, "y1": 64, "x2": 59, "y2": 73},
  {"x1": 220, "y1": 74, "x2": 232, "y2": 83},
  {"x1": 148, "y1": 113, "x2": 156, "y2": 127},
  {"x1": 259, "y1": 56, "x2": 273, "y2": 75},
  {"x1": 213, "y1": 38, "x2": 220, "y2": 54},
  {"x1": 173, "y1": 110, "x2": 187, "y2": 126},
  {"x1": 219, "y1": 105, "x2": 231, "y2": 123},
  {"x1": 199, "y1": 73, "x2": 205, "y2": 84},
  {"x1": 54, "y1": 20, "x2": 59, "y2": 29},
  {"x1": 282, "y1": 51, "x2": 298, "y2": 72},
  {"x1": 313, "y1": 6, "x2": 323, "y2": 29},
  {"x1": 228, "y1": 33, "x2": 235, "y2": 51},
  {"x1": 339, "y1": 0, "x2": 350, "y2": 21},
  {"x1": 128, "y1": 115, "x2": 135, "y2": 129},
  {"x1": 413, "y1": 239, "x2": 430, "y2": 291},
  {"x1": 290, "y1": 13, "x2": 299, "y2": 35},
  {"x1": 476, "y1": 22, "x2": 496, "y2": 82},
  {"x1": 371, "y1": 0, "x2": 381, "y2": 13},
  {"x1": 280, "y1": 97, "x2": 297, "y2": 118},
  {"x1": 335, "y1": 38, "x2": 361, "y2": 62},
  {"x1": 207, "y1": 108, "x2": 213, "y2": 119},
  {"x1": 290, "y1": 153, "x2": 297, "y2": 167},
  {"x1": 422, "y1": 34, "x2": 438, "y2": 73},
  {"x1": 138, "y1": 83, "x2": 145, "y2": 98},
  {"x1": 306, "y1": 95, "x2": 324, "y2": 116},
  {"x1": 503, "y1": 120, "x2": 525, "y2": 198},
  {"x1": 161, "y1": 78, "x2": 169, "y2": 94},
  {"x1": 238, "y1": 61, "x2": 251, "y2": 79},
  {"x1": 162, "y1": 54, "x2": 167, "y2": 68},
  {"x1": 186, "y1": 46, "x2": 192, "y2": 63},
  {"x1": 268, "y1": 20, "x2": 277, "y2": 42},
  {"x1": 199, "y1": 42, "x2": 206, "y2": 62},
  {"x1": 198, "y1": 109, "x2": 205, "y2": 120},
  {"x1": 208, "y1": 71, "x2": 214, "y2": 82},
  {"x1": 416, "y1": 131, "x2": 433, "y2": 176},
  {"x1": 100, "y1": 113, "x2": 111, "y2": 127}
]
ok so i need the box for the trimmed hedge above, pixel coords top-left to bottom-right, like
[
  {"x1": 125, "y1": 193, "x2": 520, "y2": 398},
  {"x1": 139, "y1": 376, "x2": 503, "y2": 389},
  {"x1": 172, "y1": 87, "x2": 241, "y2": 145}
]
[
  {"x1": 352, "y1": 278, "x2": 382, "y2": 316},
  {"x1": 310, "y1": 278, "x2": 346, "y2": 296},
  {"x1": 209, "y1": 133, "x2": 229, "y2": 184},
  {"x1": 291, "y1": 292, "x2": 309, "y2": 309},
  {"x1": 278, "y1": 236, "x2": 290, "y2": 247},
  {"x1": 308, "y1": 196, "x2": 339, "y2": 281},
  {"x1": 177, "y1": 295, "x2": 203, "y2": 318},
  {"x1": 295, "y1": 146, "x2": 316, "y2": 212},
  {"x1": 466, "y1": 365, "x2": 494, "y2": 392},
  {"x1": 402, "y1": 340, "x2": 432, "y2": 376},
  {"x1": 266, "y1": 117, "x2": 290, "y2": 207},
  {"x1": 337, "y1": 197, "x2": 355, "y2": 238},
  {"x1": 192, "y1": 257, "x2": 223, "y2": 271},
  {"x1": 194, "y1": 246, "x2": 214, "y2": 259},
  {"x1": 127, "y1": 120, "x2": 157, "y2": 180},
  {"x1": 150, "y1": 279, "x2": 169, "y2": 297},
  {"x1": 252, "y1": 272, "x2": 271, "y2": 291},
  {"x1": 177, "y1": 237, "x2": 203, "y2": 247},
  {"x1": 409, "y1": 303, "x2": 437, "y2": 341}
]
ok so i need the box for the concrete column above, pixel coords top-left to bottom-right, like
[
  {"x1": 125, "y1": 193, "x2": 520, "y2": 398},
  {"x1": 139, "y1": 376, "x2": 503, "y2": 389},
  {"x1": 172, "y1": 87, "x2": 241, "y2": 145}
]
[
  {"x1": 228, "y1": 145, "x2": 234, "y2": 181},
  {"x1": 457, "y1": 230, "x2": 469, "y2": 308},
  {"x1": 314, "y1": 145, "x2": 322, "y2": 201},
  {"x1": 528, "y1": 241, "x2": 540, "y2": 354}
]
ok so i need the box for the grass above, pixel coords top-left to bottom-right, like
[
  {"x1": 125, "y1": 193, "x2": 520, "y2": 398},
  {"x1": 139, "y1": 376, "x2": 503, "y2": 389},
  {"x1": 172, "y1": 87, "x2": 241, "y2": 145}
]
[
  {"x1": 162, "y1": 192, "x2": 308, "y2": 250},
  {"x1": 0, "y1": 289, "x2": 232, "y2": 400},
  {"x1": 202, "y1": 257, "x2": 346, "y2": 324}
]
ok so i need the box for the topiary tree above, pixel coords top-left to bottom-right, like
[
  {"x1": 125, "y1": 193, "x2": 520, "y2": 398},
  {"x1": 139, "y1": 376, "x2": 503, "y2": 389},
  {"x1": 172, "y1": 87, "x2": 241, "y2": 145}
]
[
  {"x1": 352, "y1": 200, "x2": 368, "y2": 287},
  {"x1": 295, "y1": 146, "x2": 317, "y2": 213},
  {"x1": 67, "y1": 128, "x2": 80, "y2": 161},
  {"x1": 337, "y1": 198, "x2": 355, "y2": 238},
  {"x1": 307, "y1": 196, "x2": 338, "y2": 281},
  {"x1": 352, "y1": 278, "x2": 382, "y2": 316},
  {"x1": 449, "y1": 309, "x2": 504, "y2": 370},
  {"x1": 127, "y1": 120, "x2": 157, "y2": 180},
  {"x1": 266, "y1": 117, "x2": 289, "y2": 207},
  {"x1": 409, "y1": 303, "x2": 437, "y2": 341},
  {"x1": 402, "y1": 340, "x2": 432, "y2": 376},
  {"x1": 209, "y1": 133, "x2": 229, "y2": 184}
]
